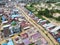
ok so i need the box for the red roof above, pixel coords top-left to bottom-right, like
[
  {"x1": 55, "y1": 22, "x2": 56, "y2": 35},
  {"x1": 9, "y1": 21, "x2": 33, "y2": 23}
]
[
  {"x1": 20, "y1": 33, "x2": 28, "y2": 39},
  {"x1": 48, "y1": 28, "x2": 53, "y2": 30},
  {"x1": 58, "y1": 32, "x2": 60, "y2": 36},
  {"x1": 20, "y1": 21, "x2": 29, "y2": 28}
]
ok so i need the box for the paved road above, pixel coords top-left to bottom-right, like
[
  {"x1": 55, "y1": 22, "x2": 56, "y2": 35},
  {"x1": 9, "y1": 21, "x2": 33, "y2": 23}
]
[{"x1": 15, "y1": 5, "x2": 59, "y2": 45}]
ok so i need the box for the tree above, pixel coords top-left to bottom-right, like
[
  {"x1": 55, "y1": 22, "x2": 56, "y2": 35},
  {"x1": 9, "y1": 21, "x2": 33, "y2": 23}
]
[
  {"x1": 30, "y1": 4, "x2": 33, "y2": 7},
  {"x1": 38, "y1": 10, "x2": 44, "y2": 15},
  {"x1": 29, "y1": 43, "x2": 35, "y2": 45},
  {"x1": 56, "y1": 16, "x2": 60, "y2": 21},
  {"x1": 30, "y1": 3, "x2": 34, "y2": 7},
  {"x1": 11, "y1": 21, "x2": 17, "y2": 26}
]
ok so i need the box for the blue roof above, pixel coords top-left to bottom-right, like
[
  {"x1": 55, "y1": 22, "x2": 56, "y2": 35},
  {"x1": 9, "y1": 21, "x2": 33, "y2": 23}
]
[
  {"x1": 2, "y1": 16, "x2": 6, "y2": 22},
  {"x1": 29, "y1": 11, "x2": 32, "y2": 15},
  {"x1": 2, "y1": 39, "x2": 14, "y2": 45},
  {"x1": 11, "y1": 14, "x2": 20, "y2": 19},
  {"x1": 7, "y1": 40, "x2": 14, "y2": 45},
  {"x1": 57, "y1": 38, "x2": 60, "y2": 42}
]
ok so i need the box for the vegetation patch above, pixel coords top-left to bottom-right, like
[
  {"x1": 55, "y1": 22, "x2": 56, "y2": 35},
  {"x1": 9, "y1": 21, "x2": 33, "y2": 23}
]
[{"x1": 25, "y1": 3, "x2": 60, "y2": 21}]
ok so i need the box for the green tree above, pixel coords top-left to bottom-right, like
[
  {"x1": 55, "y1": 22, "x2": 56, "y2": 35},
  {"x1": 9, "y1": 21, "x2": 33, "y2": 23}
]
[
  {"x1": 56, "y1": 16, "x2": 60, "y2": 21},
  {"x1": 11, "y1": 21, "x2": 17, "y2": 26},
  {"x1": 29, "y1": 43, "x2": 35, "y2": 45}
]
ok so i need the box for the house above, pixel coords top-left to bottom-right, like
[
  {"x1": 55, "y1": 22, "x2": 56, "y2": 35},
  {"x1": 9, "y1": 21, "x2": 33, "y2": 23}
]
[
  {"x1": 23, "y1": 38, "x2": 31, "y2": 45},
  {"x1": 46, "y1": 26, "x2": 56, "y2": 32},
  {"x1": 2, "y1": 15, "x2": 6, "y2": 22},
  {"x1": 0, "y1": 8, "x2": 4, "y2": 14},
  {"x1": 43, "y1": 23, "x2": 54, "y2": 28},
  {"x1": 39, "y1": 20, "x2": 47, "y2": 25},
  {"x1": 9, "y1": 21, "x2": 21, "y2": 34},
  {"x1": 7, "y1": 39, "x2": 14, "y2": 45},
  {"x1": 3, "y1": 27, "x2": 11, "y2": 37},
  {"x1": 2, "y1": 21, "x2": 8, "y2": 25},
  {"x1": 0, "y1": 14, "x2": 2, "y2": 16},
  {"x1": 28, "y1": 11, "x2": 33, "y2": 16},
  {"x1": 18, "y1": 18, "x2": 24, "y2": 22},
  {"x1": 57, "y1": 30, "x2": 60, "y2": 36},
  {"x1": 11, "y1": 14, "x2": 20, "y2": 19},
  {"x1": 34, "y1": 32, "x2": 48, "y2": 45},
  {"x1": 37, "y1": 19, "x2": 42, "y2": 23},
  {"x1": 27, "y1": 27, "x2": 38, "y2": 36},
  {"x1": 46, "y1": 24, "x2": 55, "y2": 29},
  {"x1": 31, "y1": 32, "x2": 41, "y2": 42},
  {"x1": 3, "y1": 24, "x2": 11, "y2": 28},
  {"x1": 2, "y1": 21, "x2": 21, "y2": 37},
  {"x1": 45, "y1": 24, "x2": 55, "y2": 31},
  {"x1": 20, "y1": 33, "x2": 28, "y2": 39},
  {"x1": 35, "y1": 40, "x2": 44, "y2": 45},
  {"x1": 2, "y1": 39, "x2": 14, "y2": 45},
  {"x1": 13, "y1": 9, "x2": 19, "y2": 12},
  {"x1": 33, "y1": 17, "x2": 39, "y2": 22},
  {"x1": 17, "y1": 43, "x2": 25, "y2": 45},
  {"x1": 38, "y1": 20, "x2": 47, "y2": 25},
  {"x1": 50, "y1": 27, "x2": 60, "y2": 41},
  {"x1": 50, "y1": 26, "x2": 60, "y2": 32},
  {"x1": 23, "y1": 26, "x2": 30, "y2": 30},
  {"x1": 30, "y1": 15, "x2": 35, "y2": 18},
  {"x1": 14, "y1": 36, "x2": 23, "y2": 45},
  {"x1": 20, "y1": 21, "x2": 30, "y2": 30},
  {"x1": 57, "y1": 38, "x2": 60, "y2": 43}
]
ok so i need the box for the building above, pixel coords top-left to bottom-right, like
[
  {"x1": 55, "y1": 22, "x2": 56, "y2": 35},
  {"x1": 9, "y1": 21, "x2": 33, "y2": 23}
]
[
  {"x1": 9, "y1": 21, "x2": 21, "y2": 34},
  {"x1": 14, "y1": 0, "x2": 42, "y2": 3},
  {"x1": 14, "y1": 0, "x2": 60, "y2": 3},
  {"x1": 0, "y1": 0, "x2": 5, "y2": 6},
  {"x1": 2, "y1": 21, "x2": 21, "y2": 37}
]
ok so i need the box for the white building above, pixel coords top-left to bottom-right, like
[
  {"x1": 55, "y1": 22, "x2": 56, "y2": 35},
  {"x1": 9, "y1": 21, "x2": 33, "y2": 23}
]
[{"x1": 51, "y1": 26, "x2": 60, "y2": 32}]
